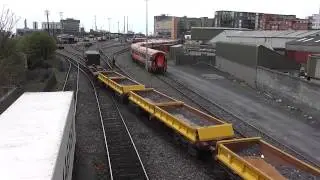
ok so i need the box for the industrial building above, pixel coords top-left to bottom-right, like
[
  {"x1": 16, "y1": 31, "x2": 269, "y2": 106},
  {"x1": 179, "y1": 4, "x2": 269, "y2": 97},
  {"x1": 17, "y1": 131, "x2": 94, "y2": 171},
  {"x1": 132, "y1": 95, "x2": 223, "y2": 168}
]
[
  {"x1": 310, "y1": 10, "x2": 320, "y2": 29},
  {"x1": 209, "y1": 30, "x2": 320, "y2": 50},
  {"x1": 191, "y1": 27, "x2": 251, "y2": 42},
  {"x1": 42, "y1": 22, "x2": 62, "y2": 35},
  {"x1": 286, "y1": 36, "x2": 320, "y2": 63},
  {"x1": 61, "y1": 18, "x2": 80, "y2": 35},
  {"x1": 154, "y1": 14, "x2": 214, "y2": 39},
  {"x1": 214, "y1": 10, "x2": 308, "y2": 30}
]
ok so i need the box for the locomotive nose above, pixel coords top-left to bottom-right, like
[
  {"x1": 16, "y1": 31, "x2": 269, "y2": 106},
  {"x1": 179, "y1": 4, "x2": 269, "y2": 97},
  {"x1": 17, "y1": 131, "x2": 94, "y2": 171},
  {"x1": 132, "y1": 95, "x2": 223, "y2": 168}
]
[{"x1": 156, "y1": 54, "x2": 165, "y2": 67}]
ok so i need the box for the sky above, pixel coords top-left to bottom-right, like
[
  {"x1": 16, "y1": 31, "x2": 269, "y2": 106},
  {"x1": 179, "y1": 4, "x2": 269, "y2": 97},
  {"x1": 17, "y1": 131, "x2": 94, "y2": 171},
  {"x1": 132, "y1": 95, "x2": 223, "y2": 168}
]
[{"x1": 2, "y1": 0, "x2": 320, "y2": 33}]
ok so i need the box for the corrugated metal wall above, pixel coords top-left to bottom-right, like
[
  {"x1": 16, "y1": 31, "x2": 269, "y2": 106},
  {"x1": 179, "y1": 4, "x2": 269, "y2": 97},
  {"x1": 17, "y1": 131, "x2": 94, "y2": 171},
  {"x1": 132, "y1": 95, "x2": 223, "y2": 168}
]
[{"x1": 258, "y1": 46, "x2": 300, "y2": 70}]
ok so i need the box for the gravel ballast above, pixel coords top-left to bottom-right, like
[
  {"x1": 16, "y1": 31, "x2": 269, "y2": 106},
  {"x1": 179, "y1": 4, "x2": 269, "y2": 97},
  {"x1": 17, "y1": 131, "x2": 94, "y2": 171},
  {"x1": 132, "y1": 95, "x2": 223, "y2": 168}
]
[
  {"x1": 72, "y1": 72, "x2": 110, "y2": 180},
  {"x1": 113, "y1": 78, "x2": 138, "y2": 85},
  {"x1": 137, "y1": 90, "x2": 174, "y2": 104},
  {"x1": 163, "y1": 106, "x2": 218, "y2": 127},
  {"x1": 276, "y1": 165, "x2": 318, "y2": 180},
  {"x1": 237, "y1": 143, "x2": 318, "y2": 180}
]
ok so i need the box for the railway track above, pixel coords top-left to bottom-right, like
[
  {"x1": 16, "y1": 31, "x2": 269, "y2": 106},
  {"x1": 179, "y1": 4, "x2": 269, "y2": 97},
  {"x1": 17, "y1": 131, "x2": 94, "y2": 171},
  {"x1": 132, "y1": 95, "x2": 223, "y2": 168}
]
[
  {"x1": 57, "y1": 51, "x2": 149, "y2": 180},
  {"x1": 61, "y1": 60, "x2": 79, "y2": 91}
]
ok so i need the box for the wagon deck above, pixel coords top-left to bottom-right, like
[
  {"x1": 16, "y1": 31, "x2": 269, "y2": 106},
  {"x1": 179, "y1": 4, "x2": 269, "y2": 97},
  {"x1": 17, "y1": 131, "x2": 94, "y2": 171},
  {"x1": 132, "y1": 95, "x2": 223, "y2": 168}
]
[
  {"x1": 98, "y1": 74, "x2": 145, "y2": 94},
  {"x1": 154, "y1": 103, "x2": 234, "y2": 143},
  {"x1": 162, "y1": 105, "x2": 219, "y2": 127},
  {"x1": 216, "y1": 137, "x2": 320, "y2": 180}
]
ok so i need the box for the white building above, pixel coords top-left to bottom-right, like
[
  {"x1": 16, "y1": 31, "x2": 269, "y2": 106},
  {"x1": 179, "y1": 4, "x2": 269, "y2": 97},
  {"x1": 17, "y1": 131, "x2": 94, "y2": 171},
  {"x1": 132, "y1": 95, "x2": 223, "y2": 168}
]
[
  {"x1": 311, "y1": 13, "x2": 320, "y2": 29},
  {"x1": 42, "y1": 22, "x2": 62, "y2": 30}
]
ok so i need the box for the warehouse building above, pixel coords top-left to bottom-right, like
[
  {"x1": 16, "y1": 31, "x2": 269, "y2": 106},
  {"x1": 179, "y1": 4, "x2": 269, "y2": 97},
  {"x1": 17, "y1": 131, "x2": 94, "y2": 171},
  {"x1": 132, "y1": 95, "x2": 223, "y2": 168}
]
[
  {"x1": 209, "y1": 30, "x2": 320, "y2": 51},
  {"x1": 42, "y1": 22, "x2": 62, "y2": 35},
  {"x1": 286, "y1": 35, "x2": 320, "y2": 64},
  {"x1": 310, "y1": 10, "x2": 320, "y2": 29},
  {"x1": 191, "y1": 27, "x2": 250, "y2": 42},
  {"x1": 61, "y1": 18, "x2": 80, "y2": 35}
]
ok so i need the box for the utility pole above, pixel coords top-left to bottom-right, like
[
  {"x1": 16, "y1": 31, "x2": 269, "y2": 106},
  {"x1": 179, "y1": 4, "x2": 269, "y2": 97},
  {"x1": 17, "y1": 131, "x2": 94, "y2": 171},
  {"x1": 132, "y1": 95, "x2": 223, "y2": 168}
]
[
  {"x1": 45, "y1": 10, "x2": 50, "y2": 35},
  {"x1": 127, "y1": 16, "x2": 129, "y2": 33},
  {"x1": 117, "y1": 21, "x2": 120, "y2": 35},
  {"x1": 95, "y1": 15, "x2": 97, "y2": 31},
  {"x1": 108, "y1": 17, "x2": 111, "y2": 39},
  {"x1": 59, "y1": 12, "x2": 63, "y2": 34},
  {"x1": 123, "y1": 16, "x2": 126, "y2": 33},
  {"x1": 145, "y1": 0, "x2": 149, "y2": 70}
]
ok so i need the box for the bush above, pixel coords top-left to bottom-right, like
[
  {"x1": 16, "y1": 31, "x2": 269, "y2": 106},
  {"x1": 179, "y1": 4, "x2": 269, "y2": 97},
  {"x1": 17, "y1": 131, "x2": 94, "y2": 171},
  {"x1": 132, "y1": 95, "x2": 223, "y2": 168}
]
[{"x1": 18, "y1": 32, "x2": 57, "y2": 69}]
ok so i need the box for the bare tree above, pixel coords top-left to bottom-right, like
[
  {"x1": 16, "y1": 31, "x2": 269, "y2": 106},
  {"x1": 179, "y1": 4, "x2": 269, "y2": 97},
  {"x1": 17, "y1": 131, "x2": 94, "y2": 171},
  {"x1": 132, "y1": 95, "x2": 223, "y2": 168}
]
[{"x1": 0, "y1": 6, "x2": 21, "y2": 86}]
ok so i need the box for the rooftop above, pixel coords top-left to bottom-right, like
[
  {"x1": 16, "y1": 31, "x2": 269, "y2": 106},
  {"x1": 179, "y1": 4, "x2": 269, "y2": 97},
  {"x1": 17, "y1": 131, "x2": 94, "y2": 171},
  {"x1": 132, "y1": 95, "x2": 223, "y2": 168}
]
[
  {"x1": 209, "y1": 30, "x2": 320, "y2": 49},
  {"x1": 286, "y1": 35, "x2": 320, "y2": 46},
  {"x1": 192, "y1": 27, "x2": 251, "y2": 30},
  {"x1": 85, "y1": 50, "x2": 100, "y2": 55},
  {"x1": 0, "y1": 92, "x2": 74, "y2": 180}
]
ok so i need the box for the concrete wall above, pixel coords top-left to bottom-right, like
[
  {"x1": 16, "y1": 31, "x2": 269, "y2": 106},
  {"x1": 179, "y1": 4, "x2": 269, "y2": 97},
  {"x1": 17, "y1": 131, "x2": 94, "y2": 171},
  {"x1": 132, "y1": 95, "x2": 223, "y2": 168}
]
[
  {"x1": 175, "y1": 54, "x2": 215, "y2": 66},
  {"x1": 257, "y1": 67, "x2": 320, "y2": 110},
  {"x1": 216, "y1": 56, "x2": 257, "y2": 87},
  {"x1": 216, "y1": 42, "x2": 258, "y2": 68}
]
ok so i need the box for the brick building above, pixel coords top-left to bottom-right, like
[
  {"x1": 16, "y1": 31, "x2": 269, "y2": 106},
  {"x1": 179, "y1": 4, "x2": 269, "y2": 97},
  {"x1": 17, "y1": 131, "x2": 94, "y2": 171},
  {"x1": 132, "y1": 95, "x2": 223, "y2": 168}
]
[
  {"x1": 154, "y1": 14, "x2": 214, "y2": 39},
  {"x1": 214, "y1": 10, "x2": 309, "y2": 30}
]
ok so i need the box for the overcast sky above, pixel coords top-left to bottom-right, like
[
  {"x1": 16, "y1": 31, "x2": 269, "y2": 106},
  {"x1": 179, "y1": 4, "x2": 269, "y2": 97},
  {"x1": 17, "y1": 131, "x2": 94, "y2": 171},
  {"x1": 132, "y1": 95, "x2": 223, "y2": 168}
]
[{"x1": 2, "y1": 0, "x2": 320, "y2": 33}]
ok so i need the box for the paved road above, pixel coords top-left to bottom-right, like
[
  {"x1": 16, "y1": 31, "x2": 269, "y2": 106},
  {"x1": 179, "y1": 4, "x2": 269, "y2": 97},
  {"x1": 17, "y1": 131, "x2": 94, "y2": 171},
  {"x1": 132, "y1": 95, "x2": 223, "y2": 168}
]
[{"x1": 168, "y1": 64, "x2": 320, "y2": 163}]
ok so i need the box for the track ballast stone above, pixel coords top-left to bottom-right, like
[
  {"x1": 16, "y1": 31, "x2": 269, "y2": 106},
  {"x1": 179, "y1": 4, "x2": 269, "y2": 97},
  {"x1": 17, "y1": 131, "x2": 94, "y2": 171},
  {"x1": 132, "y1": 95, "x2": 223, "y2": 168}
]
[
  {"x1": 276, "y1": 165, "x2": 318, "y2": 180},
  {"x1": 137, "y1": 90, "x2": 173, "y2": 103},
  {"x1": 237, "y1": 143, "x2": 262, "y2": 157}
]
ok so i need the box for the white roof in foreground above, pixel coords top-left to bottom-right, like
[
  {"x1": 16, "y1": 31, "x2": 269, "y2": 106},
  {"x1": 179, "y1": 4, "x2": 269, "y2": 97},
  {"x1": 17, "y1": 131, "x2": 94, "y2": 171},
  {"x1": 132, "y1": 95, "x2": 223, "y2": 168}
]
[{"x1": 0, "y1": 91, "x2": 74, "y2": 180}]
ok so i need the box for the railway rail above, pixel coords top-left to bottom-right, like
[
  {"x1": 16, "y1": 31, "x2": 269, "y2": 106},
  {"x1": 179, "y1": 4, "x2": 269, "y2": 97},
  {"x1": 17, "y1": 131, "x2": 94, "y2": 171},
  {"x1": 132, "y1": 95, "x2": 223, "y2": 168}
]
[
  {"x1": 61, "y1": 60, "x2": 79, "y2": 91},
  {"x1": 57, "y1": 51, "x2": 149, "y2": 180}
]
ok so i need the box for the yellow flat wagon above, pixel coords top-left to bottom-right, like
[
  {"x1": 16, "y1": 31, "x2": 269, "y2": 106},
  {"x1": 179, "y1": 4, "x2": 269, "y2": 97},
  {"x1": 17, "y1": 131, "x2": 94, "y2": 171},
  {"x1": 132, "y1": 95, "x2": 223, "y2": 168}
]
[
  {"x1": 128, "y1": 88, "x2": 183, "y2": 114},
  {"x1": 153, "y1": 103, "x2": 234, "y2": 144},
  {"x1": 216, "y1": 137, "x2": 320, "y2": 180},
  {"x1": 98, "y1": 74, "x2": 145, "y2": 95}
]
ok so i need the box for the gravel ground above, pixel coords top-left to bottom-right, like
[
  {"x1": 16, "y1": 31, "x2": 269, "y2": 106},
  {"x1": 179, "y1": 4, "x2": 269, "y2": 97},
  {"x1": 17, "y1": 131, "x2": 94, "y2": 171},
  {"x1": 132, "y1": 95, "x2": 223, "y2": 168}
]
[
  {"x1": 237, "y1": 144, "x2": 318, "y2": 180},
  {"x1": 72, "y1": 72, "x2": 110, "y2": 180}
]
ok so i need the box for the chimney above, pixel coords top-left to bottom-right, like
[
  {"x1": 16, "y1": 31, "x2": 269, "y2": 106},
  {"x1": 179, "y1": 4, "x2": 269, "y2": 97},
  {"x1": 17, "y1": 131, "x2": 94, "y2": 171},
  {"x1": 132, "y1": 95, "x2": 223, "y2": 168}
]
[
  {"x1": 33, "y1": 22, "x2": 38, "y2": 29},
  {"x1": 24, "y1": 19, "x2": 27, "y2": 29}
]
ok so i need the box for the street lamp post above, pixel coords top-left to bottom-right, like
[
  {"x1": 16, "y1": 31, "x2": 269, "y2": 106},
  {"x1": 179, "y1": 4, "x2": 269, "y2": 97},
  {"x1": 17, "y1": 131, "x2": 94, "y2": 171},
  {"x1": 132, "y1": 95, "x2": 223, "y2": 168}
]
[
  {"x1": 145, "y1": 0, "x2": 149, "y2": 71},
  {"x1": 108, "y1": 18, "x2": 111, "y2": 40}
]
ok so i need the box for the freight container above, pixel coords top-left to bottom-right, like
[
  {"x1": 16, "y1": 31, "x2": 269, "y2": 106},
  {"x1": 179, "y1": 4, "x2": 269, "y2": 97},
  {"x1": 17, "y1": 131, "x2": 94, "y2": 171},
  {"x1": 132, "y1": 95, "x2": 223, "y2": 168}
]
[{"x1": 85, "y1": 50, "x2": 100, "y2": 65}]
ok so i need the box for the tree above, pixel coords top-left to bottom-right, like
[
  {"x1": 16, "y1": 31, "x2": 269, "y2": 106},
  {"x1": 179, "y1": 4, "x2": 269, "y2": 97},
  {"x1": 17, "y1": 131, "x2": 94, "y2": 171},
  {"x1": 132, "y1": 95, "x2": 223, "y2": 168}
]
[
  {"x1": 18, "y1": 31, "x2": 57, "y2": 69},
  {"x1": 0, "y1": 6, "x2": 22, "y2": 86}
]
